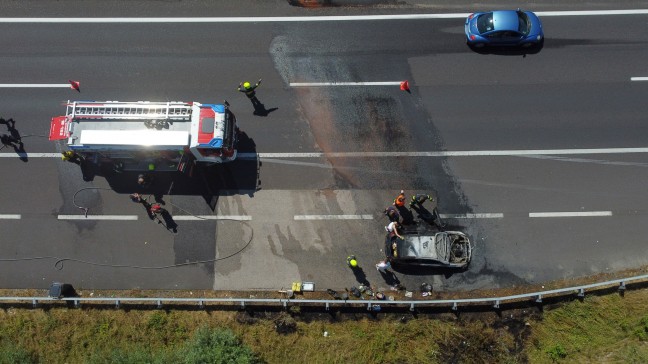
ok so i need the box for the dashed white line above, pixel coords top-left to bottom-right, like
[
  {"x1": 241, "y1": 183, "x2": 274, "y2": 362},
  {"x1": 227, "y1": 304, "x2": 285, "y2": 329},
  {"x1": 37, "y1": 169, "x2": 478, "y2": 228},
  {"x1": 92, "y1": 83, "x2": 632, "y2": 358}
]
[
  {"x1": 0, "y1": 214, "x2": 21, "y2": 219},
  {"x1": 58, "y1": 215, "x2": 139, "y2": 220},
  {"x1": 172, "y1": 215, "x2": 251, "y2": 221},
  {"x1": 529, "y1": 211, "x2": 612, "y2": 218},
  {"x1": 631, "y1": 77, "x2": 648, "y2": 81},
  {"x1": 441, "y1": 213, "x2": 504, "y2": 219},
  {"x1": 290, "y1": 81, "x2": 402, "y2": 87},
  {"x1": 294, "y1": 215, "x2": 374, "y2": 220},
  {"x1": 0, "y1": 84, "x2": 71, "y2": 88}
]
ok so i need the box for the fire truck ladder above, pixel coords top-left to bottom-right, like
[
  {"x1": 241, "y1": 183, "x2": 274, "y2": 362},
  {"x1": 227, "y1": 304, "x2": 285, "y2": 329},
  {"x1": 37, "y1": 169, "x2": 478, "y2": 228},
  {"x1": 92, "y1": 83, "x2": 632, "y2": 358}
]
[{"x1": 67, "y1": 101, "x2": 193, "y2": 121}]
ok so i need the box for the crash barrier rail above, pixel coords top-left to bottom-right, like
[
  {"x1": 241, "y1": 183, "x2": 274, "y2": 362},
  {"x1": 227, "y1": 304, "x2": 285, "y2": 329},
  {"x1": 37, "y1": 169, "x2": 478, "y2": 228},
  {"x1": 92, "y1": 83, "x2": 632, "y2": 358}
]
[{"x1": 2, "y1": 273, "x2": 647, "y2": 312}]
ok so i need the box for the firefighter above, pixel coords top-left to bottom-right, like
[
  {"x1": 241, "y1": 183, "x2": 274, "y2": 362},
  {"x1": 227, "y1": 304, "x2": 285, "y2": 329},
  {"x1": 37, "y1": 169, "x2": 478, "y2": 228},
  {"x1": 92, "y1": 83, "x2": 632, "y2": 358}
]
[
  {"x1": 61, "y1": 150, "x2": 82, "y2": 164},
  {"x1": 347, "y1": 255, "x2": 358, "y2": 269},
  {"x1": 410, "y1": 194, "x2": 433, "y2": 208},
  {"x1": 237, "y1": 79, "x2": 262, "y2": 106}
]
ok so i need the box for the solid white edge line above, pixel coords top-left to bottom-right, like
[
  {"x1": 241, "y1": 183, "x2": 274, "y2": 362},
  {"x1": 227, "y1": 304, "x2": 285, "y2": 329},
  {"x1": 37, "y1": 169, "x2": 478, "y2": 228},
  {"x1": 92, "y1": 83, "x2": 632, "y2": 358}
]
[
  {"x1": 172, "y1": 215, "x2": 251, "y2": 221},
  {"x1": 529, "y1": 211, "x2": 612, "y2": 217},
  {"x1": 5, "y1": 148, "x2": 648, "y2": 159},
  {"x1": 290, "y1": 82, "x2": 402, "y2": 86},
  {"x1": 236, "y1": 147, "x2": 648, "y2": 159},
  {"x1": 0, "y1": 84, "x2": 70, "y2": 88},
  {"x1": 631, "y1": 77, "x2": 648, "y2": 81},
  {"x1": 440, "y1": 213, "x2": 504, "y2": 219},
  {"x1": 58, "y1": 215, "x2": 139, "y2": 220},
  {"x1": 0, "y1": 214, "x2": 21, "y2": 219},
  {"x1": 294, "y1": 215, "x2": 374, "y2": 220},
  {"x1": 1, "y1": 10, "x2": 648, "y2": 23}
]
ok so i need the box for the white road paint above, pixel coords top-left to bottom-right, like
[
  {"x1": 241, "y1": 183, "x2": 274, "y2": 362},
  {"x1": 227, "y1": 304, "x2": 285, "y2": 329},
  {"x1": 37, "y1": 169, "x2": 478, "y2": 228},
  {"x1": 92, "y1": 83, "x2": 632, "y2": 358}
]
[
  {"x1": 631, "y1": 77, "x2": 648, "y2": 81},
  {"x1": 4, "y1": 148, "x2": 648, "y2": 159},
  {"x1": 0, "y1": 84, "x2": 71, "y2": 88},
  {"x1": 440, "y1": 213, "x2": 504, "y2": 219},
  {"x1": 294, "y1": 214, "x2": 374, "y2": 220},
  {"x1": 529, "y1": 211, "x2": 613, "y2": 217},
  {"x1": 0, "y1": 153, "x2": 60, "y2": 157},
  {"x1": 1, "y1": 10, "x2": 647, "y2": 23},
  {"x1": 58, "y1": 215, "x2": 139, "y2": 220},
  {"x1": 237, "y1": 147, "x2": 648, "y2": 159},
  {"x1": 0, "y1": 214, "x2": 21, "y2": 219},
  {"x1": 172, "y1": 215, "x2": 252, "y2": 221},
  {"x1": 290, "y1": 81, "x2": 402, "y2": 87}
]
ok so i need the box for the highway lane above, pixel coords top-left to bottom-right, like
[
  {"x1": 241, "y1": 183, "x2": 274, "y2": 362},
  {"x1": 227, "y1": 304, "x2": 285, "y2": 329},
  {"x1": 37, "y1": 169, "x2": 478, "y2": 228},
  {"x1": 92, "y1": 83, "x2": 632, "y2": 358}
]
[{"x1": 1, "y1": 7, "x2": 648, "y2": 291}]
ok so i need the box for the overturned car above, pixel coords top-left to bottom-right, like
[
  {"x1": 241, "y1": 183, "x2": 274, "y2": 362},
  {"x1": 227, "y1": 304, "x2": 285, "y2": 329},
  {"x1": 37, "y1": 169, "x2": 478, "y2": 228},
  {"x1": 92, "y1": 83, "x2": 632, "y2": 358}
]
[{"x1": 385, "y1": 226, "x2": 472, "y2": 269}]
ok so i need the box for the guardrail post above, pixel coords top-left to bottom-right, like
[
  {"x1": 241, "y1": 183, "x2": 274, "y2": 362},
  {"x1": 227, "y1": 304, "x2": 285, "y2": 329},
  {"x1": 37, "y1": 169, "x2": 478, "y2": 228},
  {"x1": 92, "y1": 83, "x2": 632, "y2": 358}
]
[
  {"x1": 240, "y1": 301, "x2": 245, "y2": 310},
  {"x1": 157, "y1": 300, "x2": 162, "y2": 309},
  {"x1": 493, "y1": 300, "x2": 500, "y2": 309},
  {"x1": 32, "y1": 299, "x2": 38, "y2": 308},
  {"x1": 452, "y1": 302, "x2": 458, "y2": 311},
  {"x1": 535, "y1": 295, "x2": 542, "y2": 304},
  {"x1": 325, "y1": 302, "x2": 329, "y2": 311},
  {"x1": 198, "y1": 300, "x2": 204, "y2": 309},
  {"x1": 367, "y1": 302, "x2": 372, "y2": 311},
  {"x1": 409, "y1": 303, "x2": 415, "y2": 312},
  {"x1": 619, "y1": 281, "x2": 626, "y2": 292},
  {"x1": 577, "y1": 288, "x2": 585, "y2": 298},
  {"x1": 74, "y1": 299, "x2": 80, "y2": 308},
  {"x1": 115, "y1": 300, "x2": 120, "y2": 309},
  {"x1": 283, "y1": 301, "x2": 288, "y2": 309}
]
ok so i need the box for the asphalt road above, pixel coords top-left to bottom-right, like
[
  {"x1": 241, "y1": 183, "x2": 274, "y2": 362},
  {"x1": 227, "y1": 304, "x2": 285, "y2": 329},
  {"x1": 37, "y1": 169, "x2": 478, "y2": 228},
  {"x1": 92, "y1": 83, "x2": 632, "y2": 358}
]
[{"x1": 1, "y1": 1, "x2": 648, "y2": 293}]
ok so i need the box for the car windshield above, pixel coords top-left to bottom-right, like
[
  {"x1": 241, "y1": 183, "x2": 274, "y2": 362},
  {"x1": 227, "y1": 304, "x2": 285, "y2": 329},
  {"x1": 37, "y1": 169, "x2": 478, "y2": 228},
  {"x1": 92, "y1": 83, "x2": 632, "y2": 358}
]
[
  {"x1": 476, "y1": 13, "x2": 494, "y2": 33},
  {"x1": 517, "y1": 12, "x2": 531, "y2": 35}
]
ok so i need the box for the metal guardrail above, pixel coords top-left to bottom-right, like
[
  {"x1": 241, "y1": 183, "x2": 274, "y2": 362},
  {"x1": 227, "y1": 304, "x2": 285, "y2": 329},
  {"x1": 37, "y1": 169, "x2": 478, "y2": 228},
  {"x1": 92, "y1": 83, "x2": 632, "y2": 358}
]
[{"x1": 2, "y1": 273, "x2": 647, "y2": 312}]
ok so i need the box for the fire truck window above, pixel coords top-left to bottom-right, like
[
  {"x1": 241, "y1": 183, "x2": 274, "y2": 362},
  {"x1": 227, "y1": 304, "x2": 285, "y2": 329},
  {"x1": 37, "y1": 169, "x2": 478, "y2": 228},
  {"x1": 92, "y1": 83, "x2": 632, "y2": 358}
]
[{"x1": 201, "y1": 118, "x2": 215, "y2": 133}]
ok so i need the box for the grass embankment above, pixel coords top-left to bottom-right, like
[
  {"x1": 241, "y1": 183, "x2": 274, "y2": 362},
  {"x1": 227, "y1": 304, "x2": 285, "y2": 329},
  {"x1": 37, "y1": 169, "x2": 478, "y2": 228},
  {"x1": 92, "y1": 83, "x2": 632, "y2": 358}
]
[{"x1": 0, "y1": 288, "x2": 646, "y2": 363}]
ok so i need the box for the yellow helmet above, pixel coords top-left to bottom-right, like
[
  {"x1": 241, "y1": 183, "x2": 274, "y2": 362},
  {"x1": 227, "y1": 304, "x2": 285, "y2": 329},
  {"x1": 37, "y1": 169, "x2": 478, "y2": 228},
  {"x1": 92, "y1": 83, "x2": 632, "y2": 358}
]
[
  {"x1": 243, "y1": 82, "x2": 251, "y2": 89},
  {"x1": 349, "y1": 259, "x2": 358, "y2": 268}
]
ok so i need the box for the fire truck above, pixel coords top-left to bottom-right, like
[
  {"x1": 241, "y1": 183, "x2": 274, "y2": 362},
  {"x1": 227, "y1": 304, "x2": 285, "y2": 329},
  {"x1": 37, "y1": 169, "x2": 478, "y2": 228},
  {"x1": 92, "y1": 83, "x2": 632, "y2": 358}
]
[{"x1": 49, "y1": 100, "x2": 238, "y2": 171}]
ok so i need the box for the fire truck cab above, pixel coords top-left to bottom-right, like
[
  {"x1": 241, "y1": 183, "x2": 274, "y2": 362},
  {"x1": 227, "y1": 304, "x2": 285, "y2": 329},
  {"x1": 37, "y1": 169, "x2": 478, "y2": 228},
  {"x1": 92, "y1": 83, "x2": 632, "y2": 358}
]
[{"x1": 50, "y1": 100, "x2": 238, "y2": 171}]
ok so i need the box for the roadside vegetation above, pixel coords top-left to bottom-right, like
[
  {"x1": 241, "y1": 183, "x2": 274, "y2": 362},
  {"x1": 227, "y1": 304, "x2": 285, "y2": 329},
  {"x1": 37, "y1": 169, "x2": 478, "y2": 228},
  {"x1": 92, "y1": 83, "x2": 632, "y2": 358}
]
[{"x1": 0, "y1": 287, "x2": 646, "y2": 363}]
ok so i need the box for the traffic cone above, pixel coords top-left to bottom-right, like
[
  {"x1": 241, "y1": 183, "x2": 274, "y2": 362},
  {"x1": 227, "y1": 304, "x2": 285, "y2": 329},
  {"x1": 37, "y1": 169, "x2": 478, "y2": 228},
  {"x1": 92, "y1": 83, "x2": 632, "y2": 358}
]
[
  {"x1": 69, "y1": 80, "x2": 80, "y2": 92},
  {"x1": 400, "y1": 80, "x2": 410, "y2": 92}
]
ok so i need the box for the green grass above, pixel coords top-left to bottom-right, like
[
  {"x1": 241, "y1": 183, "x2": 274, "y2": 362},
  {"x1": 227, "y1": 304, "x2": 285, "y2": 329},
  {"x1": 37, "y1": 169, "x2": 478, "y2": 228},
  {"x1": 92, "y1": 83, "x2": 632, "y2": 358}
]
[{"x1": 0, "y1": 287, "x2": 646, "y2": 363}]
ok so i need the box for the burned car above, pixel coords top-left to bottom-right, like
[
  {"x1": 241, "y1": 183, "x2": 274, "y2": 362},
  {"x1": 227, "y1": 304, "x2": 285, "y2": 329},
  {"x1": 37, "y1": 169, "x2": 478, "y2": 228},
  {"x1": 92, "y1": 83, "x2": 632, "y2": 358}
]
[{"x1": 385, "y1": 226, "x2": 472, "y2": 269}]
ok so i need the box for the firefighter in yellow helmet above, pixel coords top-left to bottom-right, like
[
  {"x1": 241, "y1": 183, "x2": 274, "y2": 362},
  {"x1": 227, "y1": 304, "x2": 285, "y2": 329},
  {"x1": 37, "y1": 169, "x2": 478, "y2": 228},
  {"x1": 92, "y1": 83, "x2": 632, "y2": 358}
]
[
  {"x1": 347, "y1": 255, "x2": 358, "y2": 269},
  {"x1": 237, "y1": 79, "x2": 262, "y2": 107}
]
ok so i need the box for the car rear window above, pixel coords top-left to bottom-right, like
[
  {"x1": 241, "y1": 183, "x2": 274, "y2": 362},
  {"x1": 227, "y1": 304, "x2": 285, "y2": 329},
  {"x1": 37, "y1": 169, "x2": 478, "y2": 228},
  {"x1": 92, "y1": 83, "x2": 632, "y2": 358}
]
[
  {"x1": 517, "y1": 12, "x2": 531, "y2": 35},
  {"x1": 476, "y1": 13, "x2": 494, "y2": 33}
]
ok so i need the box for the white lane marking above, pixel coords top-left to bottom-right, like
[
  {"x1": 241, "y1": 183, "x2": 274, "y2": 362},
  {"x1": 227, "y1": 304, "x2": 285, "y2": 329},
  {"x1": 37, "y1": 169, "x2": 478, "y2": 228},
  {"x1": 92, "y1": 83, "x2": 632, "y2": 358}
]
[
  {"x1": 290, "y1": 82, "x2": 402, "y2": 87},
  {"x1": 58, "y1": 215, "x2": 139, "y2": 220},
  {"x1": 294, "y1": 215, "x2": 374, "y2": 220},
  {"x1": 0, "y1": 153, "x2": 60, "y2": 157},
  {"x1": 238, "y1": 147, "x2": 648, "y2": 159},
  {"x1": 1, "y1": 10, "x2": 648, "y2": 23},
  {"x1": 631, "y1": 77, "x2": 648, "y2": 81},
  {"x1": 4, "y1": 148, "x2": 648, "y2": 160},
  {"x1": 529, "y1": 211, "x2": 612, "y2": 217},
  {"x1": 172, "y1": 215, "x2": 251, "y2": 221},
  {"x1": 441, "y1": 213, "x2": 504, "y2": 219},
  {"x1": 4, "y1": 148, "x2": 648, "y2": 159},
  {"x1": 0, "y1": 214, "x2": 21, "y2": 219},
  {"x1": 0, "y1": 84, "x2": 71, "y2": 88}
]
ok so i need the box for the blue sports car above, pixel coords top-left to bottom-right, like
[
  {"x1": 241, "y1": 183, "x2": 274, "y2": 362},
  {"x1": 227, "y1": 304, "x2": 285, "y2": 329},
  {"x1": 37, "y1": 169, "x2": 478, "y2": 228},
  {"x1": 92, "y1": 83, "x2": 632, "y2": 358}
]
[{"x1": 465, "y1": 9, "x2": 543, "y2": 47}]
